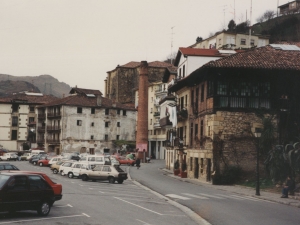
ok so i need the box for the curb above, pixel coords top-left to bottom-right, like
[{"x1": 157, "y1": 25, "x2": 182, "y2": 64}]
[{"x1": 127, "y1": 167, "x2": 211, "y2": 225}]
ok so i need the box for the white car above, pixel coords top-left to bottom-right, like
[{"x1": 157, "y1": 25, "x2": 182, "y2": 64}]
[
  {"x1": 0, "y1": 153, "x2": 18, "y2": 161},
  {"x1": 59, "y1": 161, "x2": 77, "y2": 176},
  {"x1": 63, "y1": 162, "x2": 102, "y2": 178},
  {"x1": 110, "y1": 157, "x2": 120, "y2": 166},
  {"x1": 48, "y1": 156, "x2": 63, "y2": 166},
  {"x1": 79, "y1": 155, "x2": 111, "y2": 165}
]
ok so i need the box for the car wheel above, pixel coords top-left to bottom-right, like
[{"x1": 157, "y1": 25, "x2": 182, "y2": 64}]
[
  {"x1": 117, "y1": 179, "x2": 124, "y2": 184},
  {"x1": 60, "y1": 171, "x2": 65, "y2": 176},
  {"x1": 108, "y1": 177, "x2": 115, "y2": 184},
  {"x1": 37, "y1": 201, "x2": 51, "y2": 216},
  {"x1": 68, "y1": 172, "x2": 73, "y2": 178},
  {"x1": 53, "y1": 169, "x2": 58, "y2": 174},
  {"x1": 82, "y1": 175, "x2": 88, "y2": 181},
  {"x1": 39, "y1": 162, "x2": 43, "y2": 167},
  {"x1": 33, "y1": 161, "x2": 37, "y2": 165}
]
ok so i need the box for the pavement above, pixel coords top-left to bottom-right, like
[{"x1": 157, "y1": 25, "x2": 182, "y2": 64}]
[{"x1": 160, "y1": 167, "x2": 300, "y2": 208}]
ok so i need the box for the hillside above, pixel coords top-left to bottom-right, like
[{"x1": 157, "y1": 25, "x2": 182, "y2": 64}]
[
  {"x1": 0, "y1": 74, "x2": 71, "y2": 98},
  {"x1": 252, "y1": 14, "x2": 300, "y2": 43}
]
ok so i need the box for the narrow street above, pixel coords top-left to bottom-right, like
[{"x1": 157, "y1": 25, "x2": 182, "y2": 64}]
[{"x1": 129, "y1": 160, "x2": 300, "y2": 225}]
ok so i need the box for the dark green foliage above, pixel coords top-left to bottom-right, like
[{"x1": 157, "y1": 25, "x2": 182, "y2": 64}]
[
  {"x1": 212, "y1": 166, "x2": 243, "y2": 185},
  {"x1": 235, "y1": 21, "x2": 250, "y2": 33},
  {"x1": 227, "y1": 20, "x2": 236, "y2": 31}
]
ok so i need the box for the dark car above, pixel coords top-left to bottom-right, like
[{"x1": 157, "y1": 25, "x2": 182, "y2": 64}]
[
  {"x1": 0, "y1": 172, "x2": 55, "y2": 216},
  {"x1": 0, "y1": 163, "x2": 19, "y2": 171},
  {"x1": 30, "y1": 155, "x2": 47, "y2": 165}
]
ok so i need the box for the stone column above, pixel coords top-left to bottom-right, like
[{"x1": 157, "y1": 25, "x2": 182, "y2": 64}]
[{"x1": 136, "y1": 61, "x2": 148, "y2": 162}]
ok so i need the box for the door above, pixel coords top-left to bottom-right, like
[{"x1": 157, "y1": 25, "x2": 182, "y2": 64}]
[
  {"x1": 206, "y1": 159, "x2": 212, "y2": 182},
  {"x1": 100, "y1": 166, "x2": 112, "y2": 181},
  {"x1": 194, "y1": 158, "x2": 199, "y2": 179}
]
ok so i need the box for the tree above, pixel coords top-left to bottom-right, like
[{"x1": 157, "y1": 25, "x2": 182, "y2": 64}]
[
  {"x1": 235, "y1": 20, "x2": 250, "y2": 33},
  {"x1": 164, "y1": 51, "x2": 177, "y2": 64},
  {"x1": 263, "y1": 10, "x2": 276, "y2": 21},
  {"x1": 196, "y1": 36, "x2": 203, "y2": 42},
  {"x1": 227, "y1": 19, "x2": 236, "y2": 31}
]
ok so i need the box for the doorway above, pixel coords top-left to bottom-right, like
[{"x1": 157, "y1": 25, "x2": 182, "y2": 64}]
[
  {"x1": 194, "y1": 158, "x2": 199, "y2": 179},
  {"x1": 206, "y1": 159, "x2": 211, "y2": 181}
]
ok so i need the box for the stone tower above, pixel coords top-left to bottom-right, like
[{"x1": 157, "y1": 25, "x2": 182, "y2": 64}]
[{"x1": 136, "y1": 61, "x2": 148, "y2": 161}]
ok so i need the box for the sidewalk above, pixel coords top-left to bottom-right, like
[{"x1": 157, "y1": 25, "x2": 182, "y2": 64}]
[{"x1": 161, "y1": 167, "x2": 300, "y2": 208}]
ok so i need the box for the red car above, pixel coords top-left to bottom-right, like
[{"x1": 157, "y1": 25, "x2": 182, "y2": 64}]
[
  {"x1": 9, "y1": 171, "x2": 62, "y2": 204},
  {"x1": 38, "y1": 156, "x2": 52, "y2": 167},
  {"x1": 112, "y1": 155, "x2": 135, "y2": 166}
]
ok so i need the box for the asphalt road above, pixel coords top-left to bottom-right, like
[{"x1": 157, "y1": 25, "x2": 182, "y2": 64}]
[
  {"x1": 0, "y1": 161, "x2": 199, "y2": 225},
  {"x1": 129, "y1": 160, "x2": 300, "y2": 225}
]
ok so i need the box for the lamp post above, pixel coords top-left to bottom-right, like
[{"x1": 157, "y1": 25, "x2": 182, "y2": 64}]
[{"x1": 254, "y1": 128, "x2": 262, "y2": 196}]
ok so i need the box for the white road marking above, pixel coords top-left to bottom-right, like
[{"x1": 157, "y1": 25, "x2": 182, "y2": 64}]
[
  {"x1": 0, "y1": 214, "x2": 87, "y2": 224},
  {"x1": 216, "y1": 194, "x2": 244, "y2": 200},
  {"x1": 136, "y1": 219, "x2": 152, "y2": 225},
  {"x1": 53, "y1": 204, "x2": 73, "y2": 208},
  {"x1": 99, "y1": 191, "x2": 105, "y2": 193},
  {"x1": 115, "y1": 197, "x2": 163, "y2": 215},
  {"x1": 182, "y1": 193, "x2": 209, "y2": 199},
  {"x1": 165, "y1": 194, "x2": 191, "y2": 200},
  {"x1": 198, "y1": 193, "x2": 224, "y2": 199},
  {"x1": 82, "y1": 213, "x2": 90, "y2": 217}
]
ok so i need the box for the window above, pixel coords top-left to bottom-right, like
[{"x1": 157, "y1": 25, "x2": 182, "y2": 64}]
[
  {"x1": 91, "y1": 122, "x2": 94, "y2": 127},
  {"x1": 29, "y1": 117, "x2": 34, "y2": 123},
  {"x1": 251, "y1": 39, "x2": 255, "y2": 46},
  {"x1": 9, "y1": 176, "x2": 28, "y2": 191},
  {"x1": 240, "y1": 38, "x2": 246, "y2": 45},
  {"x1": 102, "y1": 166, "x2": 111, "y2": 172},
  {"x1": 30, "y1": 107, "x2": 34, "y2": 112},
  {"x1": 116, "y1": 135, "x2": 119, "y2": 140},
  {"x1": 201, "y1": 84, "x2": 205, "y2": 102},
  {"x1": 12, "y1": 117, "x2": 18, "y2": 126},
  {"x1": 77, "y1": 107, "x2": 82, "y2": 113},
  {"x1": 207, "y1": 81, "x2": 214, "y2": 97},
  {"x1": 105, "y1": 135, "x2": 108, "y2": 141},
  {"x1": 123, "y1": 110, "x2": 126, "y2": 116},
  {"x1": 154, "y1": 130, "x2": 156, "y2": 135},
  {"x1": 29, "y1": 175, "x2": 49, "y2": 190},
  {"x1": 77, "y1": 120, "x2": 82, "y2": 126},
  {"x1": 219, "y1": 38, "x2": 222, "y2": 45},
  {"x1": 150, "y1": 119, "x2": 152, "y2": 125},
  {"x1": 200, "y1": 120, "x2": 204, "y2": 138},
  {"x1": 151, "y1": 97, "x2": 153, "y2": 103},
  {"x1": 11, "y1": 130, "x2": 17, "y2": 140},
  {"x1": 105, "y1": 109, "x2": 109, "y2": 115},
  {"x1": 150, "y1": 108, "x2": 153, "y2": 113},
  {"x1": 91, "y1": 135, "x2": 94, "y2": 140},
  {"x1": 117, "y1": 109, "x2": 120, "y2": 115},
  {"x1": 183, "y1": 65, "x2": 185, "y2": 77},
  {"x1": 105, "y1": 122, "x2": 109, "y2": 127},
  {"x1": 12, "y1": 104, "x2": 19, "y2": 112},
  {"x1": 179, "y1": 68, "x2": 182, "y2": 77},
  {"x1": 91, "y1": 108, "x2": 95, "y2": 114},
  {"x1": 117, "y1": 122, "x2": 120, "y2": 127}
]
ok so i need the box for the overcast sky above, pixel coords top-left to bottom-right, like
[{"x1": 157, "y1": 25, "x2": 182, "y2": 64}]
[{"x1": 0, "y1": 0, "x2": 282, "y2": 93}]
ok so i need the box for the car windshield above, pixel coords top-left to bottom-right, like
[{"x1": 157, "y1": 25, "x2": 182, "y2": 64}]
[
  {"x1": 0, "y1": 175, "x2": 10, "y2": 189},
  {"x1": 114, "y1": 166, "x2": 124, "y2": 172}
]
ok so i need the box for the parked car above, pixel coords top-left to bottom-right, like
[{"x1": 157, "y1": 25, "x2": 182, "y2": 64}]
[
  {"x1": 0, "y1": 163, "x2": 19, "y2": 171},
  {"x1": 79, "y1": 155, "x2": 111, "y2": 165},
  {"x1": 21, "y1": 152, "x2": 32, "y2": 161},
  {"x1": 0, "y1": 172, "x2": 56, "y2": 216},
  {"x1": 0, "y1": 153, "x2": 18, "y2": 161},
  {"x1": 59, "y1": 161, "x2": 77, "y2": 176},
  {"x1": 63, "y1": 162, "x2": 104, "y2": 178},
  {"x1": 30, "y1": 155, "x2": 47, "y2": 165},
  {"x1": 112, "y1": 155, "x2": 135, "y2": 166},
  {"x1": 50, "y1": 161, "x2": 65, "y2": 174},
  {"x1": 80, "y1": 165, "x2": 128, "y2": 184},
  {"x1": 8, "y1": 171, "x2": 63, "y2": 204},
  {"x1": 48, "y1": 157, "x2": 63, "y2": 167},
  {"x1": 38, "y1": 156, "x2": 53, "y2": 167},
  {"x1": 62, "y1": 153, "x2": 80, "y2": 161},
  {"x1": 110, "y1": 157, "x2": 120, "y2": 166}
]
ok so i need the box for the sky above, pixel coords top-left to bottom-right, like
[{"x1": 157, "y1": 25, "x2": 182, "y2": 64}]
[{"x1": 0, "y1": 0, "x2": 282, "y2": 93}]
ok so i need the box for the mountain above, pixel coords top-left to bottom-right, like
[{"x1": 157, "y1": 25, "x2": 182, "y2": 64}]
[{"x1": 0, "y1": 74, "x2": 71, "y2": 98}]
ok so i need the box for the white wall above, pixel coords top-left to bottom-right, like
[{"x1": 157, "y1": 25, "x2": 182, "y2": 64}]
[{"x1": 0, "y1": 104, "x2": 11, "y2": 113}]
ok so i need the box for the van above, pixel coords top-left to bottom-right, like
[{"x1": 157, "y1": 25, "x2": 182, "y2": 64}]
[
  {"x1": 31, "y1": 150, "x2": 46, "y2": 156},
  {"x1": 79, "y1": 155, "x2": 111, "y2": 165}
]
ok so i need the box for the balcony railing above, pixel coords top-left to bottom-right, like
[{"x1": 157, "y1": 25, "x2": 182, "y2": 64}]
[
  {"x1": 153, "y1": 112, "x2": 160, "y2": 117},
  {"x1": 37, "y1": 126, "x2": 46, "y2": 133},
  {"x1": 177, "y1": 108, "x2": 188, "y2": 121},
  {"x1": 46, "y1": 125, "x2": 61, "y2": 132},
  {"x1": 159, "y1": 116, "x2": 172, "y2": 128},
  {"x1": 47, "y1": 112, "x2": 61, "y2": 118},
  {"x1": 154, "y1": 122, "x2": 161, "y2": 128},
  {"x1": 37, "y1": 138, "x2": 45, "y2": 143},
  {"x1": 38, "y1": 114, "x2": 46, "y2": 119},
  {"x1": 46, "y1": 138, "x2": 60, "y2": 144}
]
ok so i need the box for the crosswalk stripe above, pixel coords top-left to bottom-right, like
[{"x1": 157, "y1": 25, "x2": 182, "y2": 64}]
[
  {"x1": 198, "y1": 193, "x2": 224, "y2": 199},
  {"x1": 165, "y1": 194, "x2": 191, "y2": 200},
  {"x1": 182, "y1": 193, "x2": 209, "y2": 199},
  {"x1": 216, "y1": 194, "x2": 244, "y2": 200}
]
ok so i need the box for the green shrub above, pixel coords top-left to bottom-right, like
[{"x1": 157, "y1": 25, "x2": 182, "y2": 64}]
[{"x1": 213, "y1": 166, "x2": 243, "y2": 185}]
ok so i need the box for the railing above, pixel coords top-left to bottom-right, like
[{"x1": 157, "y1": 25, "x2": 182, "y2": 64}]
[
  {"x1": 214, "y1": 96, "x2": 270, "y2": 109},
  {"x1": 159, "y1": 116, "x2": 172, "y2": 127},
  {"x1": 47, "y1": 125, "x2": 61, "y2": 131},
  {"x1": 177, "y1": 108, "x2": 188, "y2": 121},
  {"x1": 153, "y1": 112, "x2": 160, "y2": 117},
  {"x1": 46, "y1": 138, "x2": 60, "y2": 144},
  {"x1": 37, "y1": 138, "x2": 45, "y2": 143},
  {"x1": 37, "y1": 126, "x2": 46, "y2": 132},
  {"x1": 38, "y1": 114, "x2": 46, "y2": 119},
  {"x1": 47, "y1": 112, "x2": 61, "y2": 118}
]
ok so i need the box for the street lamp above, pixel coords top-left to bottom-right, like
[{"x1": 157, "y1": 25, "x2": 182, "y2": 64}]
[{"x1": 254, "y1": 128, "x2": 262, "y2": 196}]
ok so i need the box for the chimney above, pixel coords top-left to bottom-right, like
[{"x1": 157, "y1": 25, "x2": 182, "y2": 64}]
[
  {"x1": 104, "y1": 78, "x2": 107, "y2": 98},
  {"x1": 97, "y1": 95, "x2": 102, "y2": 106},
  {"x1": 136, "y1": 61, "x2": 149, "y2": 162}
]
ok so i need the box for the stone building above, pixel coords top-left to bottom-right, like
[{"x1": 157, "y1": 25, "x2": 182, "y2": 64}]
[
  {"x1": 168, "y1": 44, "x2": 300, "y2": 182},
  {"x1": 105, "y1": 61, "x2": 177, "y2": 104},
  {"x1": 36, "y1": 87, "x2": 136, "y2": 155},
  {"x1": 0, "y1": 92, "x2": 57, "y2": 151}
]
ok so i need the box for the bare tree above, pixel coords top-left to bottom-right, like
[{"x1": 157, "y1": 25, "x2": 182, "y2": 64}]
[
  {"x1": 164, "y1": 51, "x2": 177, "y2": 64},
  {"x1": 264, "y1": 10, "x2": 276, "y2": 21}
]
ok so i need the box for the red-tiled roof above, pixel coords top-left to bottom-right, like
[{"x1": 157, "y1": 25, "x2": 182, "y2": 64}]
[
  {"x1": 69, "y1": 87, "x2": 102, "y2": 96},
  {"x1": 40, "y1": 95, "x2": 136, "y2": 111},
  {"x1": 202, "y1": 45, "x2": 300, "y2": 70},
  {"x1": 0, "y1": 93, "x2": 58, "y2": 104}
]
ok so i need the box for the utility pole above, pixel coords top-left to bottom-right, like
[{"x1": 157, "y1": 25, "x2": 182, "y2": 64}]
[
  {"x1": 171, "y1": 26, "x2": 175, "y2": 64},
  {"x1": 249, "y1": 0, "x2": 252, "y2": 49}
]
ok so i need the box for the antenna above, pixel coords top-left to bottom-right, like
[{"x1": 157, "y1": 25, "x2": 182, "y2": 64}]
[
  {"x1": 249, "y1": 0, "x2": 252, "y2": 48},
  {"x1": 171, "y1": 26, "x2": 175, "y2": 64}
]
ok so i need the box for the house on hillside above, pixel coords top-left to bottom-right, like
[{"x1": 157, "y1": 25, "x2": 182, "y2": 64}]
[
  {"x1": 278, "y1": 0, "x2": 300, "y2": 15},
  {"x1": 167, "y1": 44, "x2": 300, "y2": 182},
  {"x1": 105, "y1": 61, "x2": 177, "y2": 104},
  {"x1": 36, "y1": 87, "x2": 136, "y2": 155},
  {"x1": 192, "y1": 31, "x2": 269, "y2": 50},
  {"x1": 0, "y1": 92, "x2": 57, "y2": 151}
]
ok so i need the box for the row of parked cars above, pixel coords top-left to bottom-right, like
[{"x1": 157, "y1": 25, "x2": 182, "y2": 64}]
[{"x1": 0, "y1": 162, "x2": 63, "y2": 217}]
